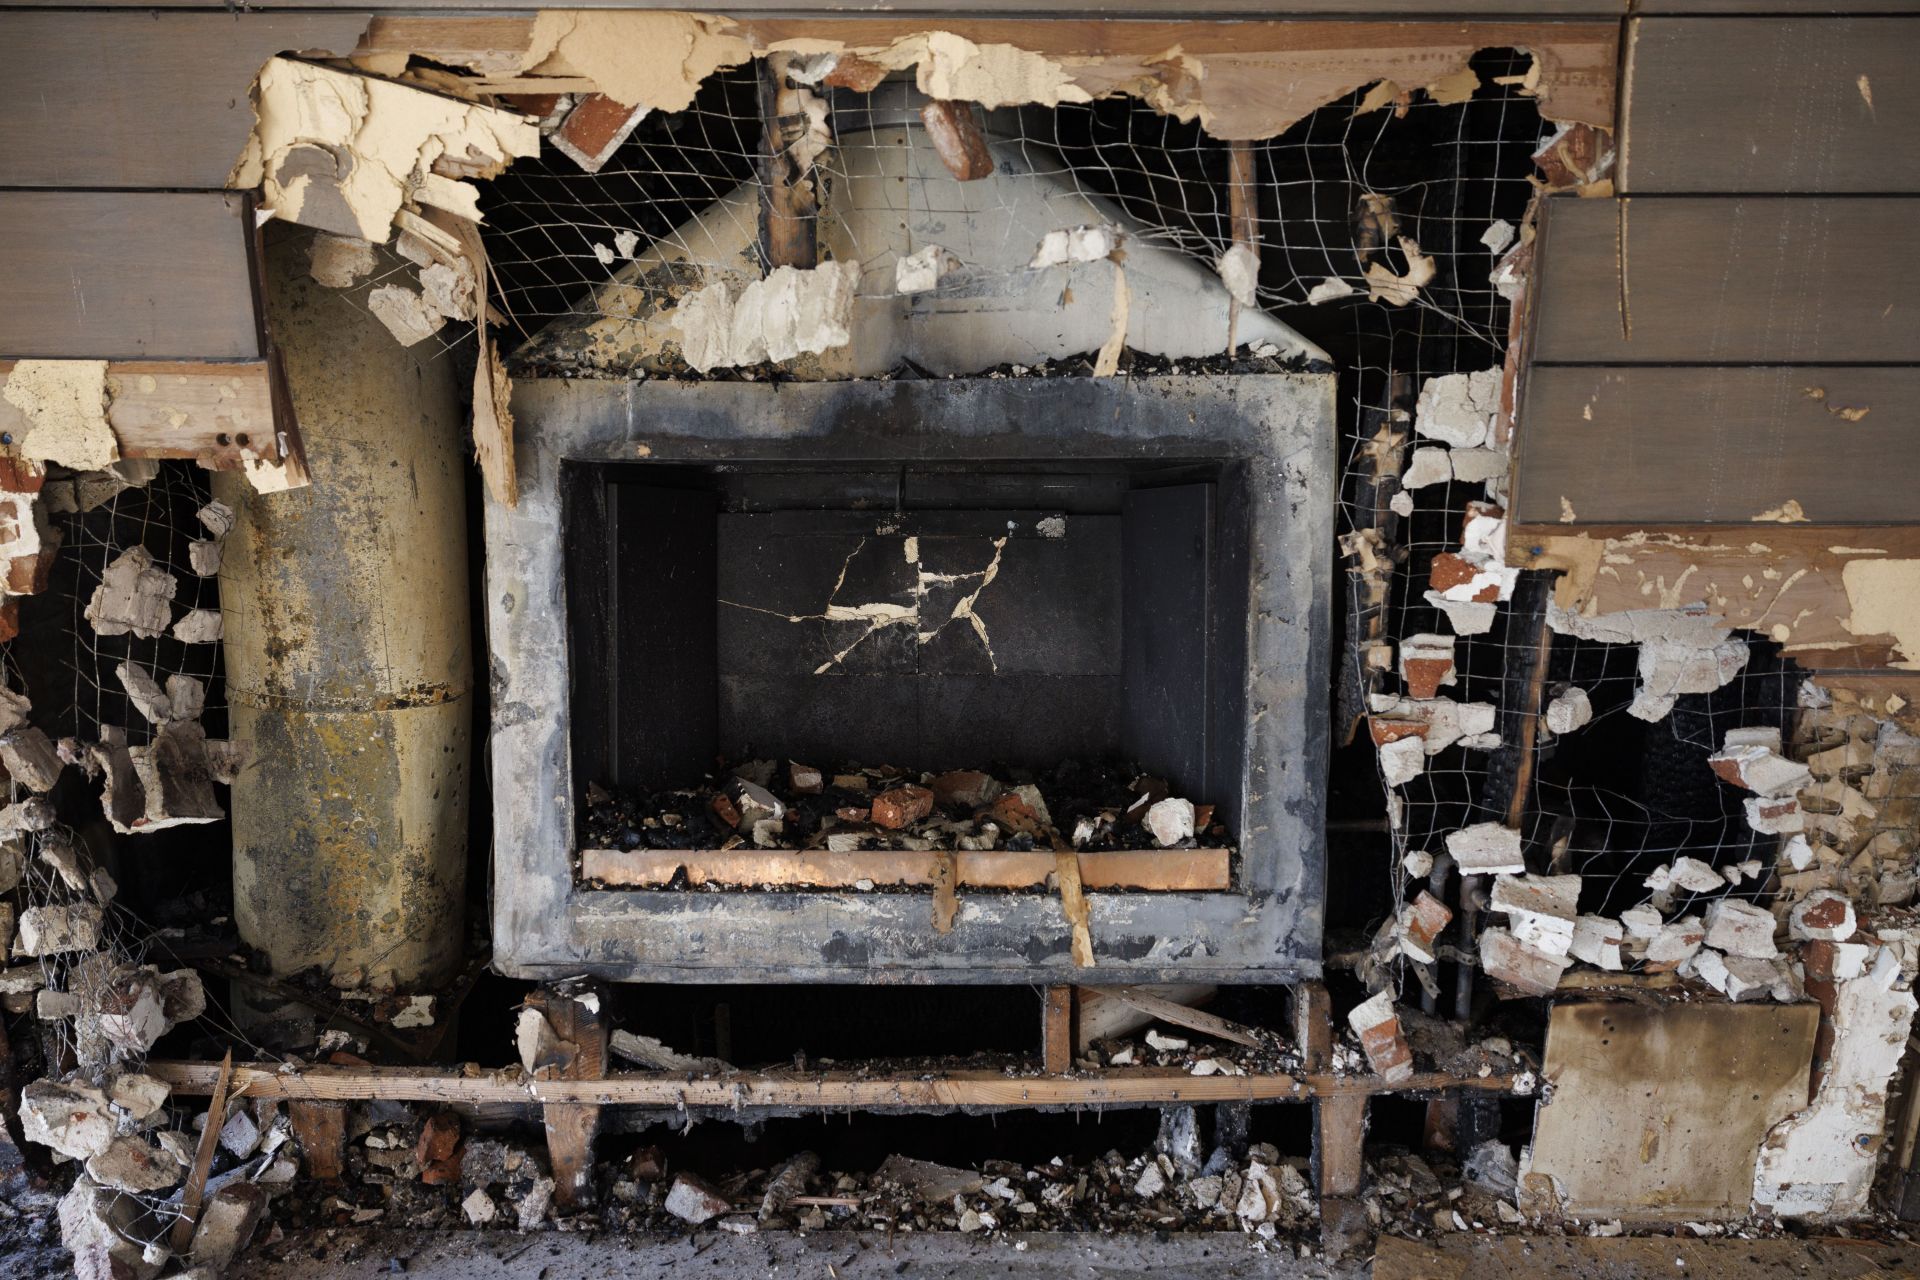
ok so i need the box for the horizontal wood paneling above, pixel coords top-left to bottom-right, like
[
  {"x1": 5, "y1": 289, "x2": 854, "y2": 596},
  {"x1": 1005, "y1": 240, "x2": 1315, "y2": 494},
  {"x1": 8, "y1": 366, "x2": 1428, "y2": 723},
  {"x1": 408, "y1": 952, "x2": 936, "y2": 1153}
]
[
  {"x1": 0, "y1": 193, "x2": 260, "y2": 360},
  {"x1": 1512, "y1": 365, "x2": 1918, "y2": 526},
  {"x1": 1622, "y1": 17, "x2": 1920, "y2": 193},
  {"x1": 0, "y1": 12, "x2": 369, "y2": 188},
  {"x1": 1532, "y1": 196, "x2": 1920, "y2": 363}
]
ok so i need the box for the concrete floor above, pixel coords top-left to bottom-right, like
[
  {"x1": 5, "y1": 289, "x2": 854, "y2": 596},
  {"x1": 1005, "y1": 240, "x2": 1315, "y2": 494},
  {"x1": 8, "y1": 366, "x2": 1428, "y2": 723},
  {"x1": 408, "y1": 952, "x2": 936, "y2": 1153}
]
[{"x1": 243, "y1": 1228, "x2": 1920, "y2": 1280}]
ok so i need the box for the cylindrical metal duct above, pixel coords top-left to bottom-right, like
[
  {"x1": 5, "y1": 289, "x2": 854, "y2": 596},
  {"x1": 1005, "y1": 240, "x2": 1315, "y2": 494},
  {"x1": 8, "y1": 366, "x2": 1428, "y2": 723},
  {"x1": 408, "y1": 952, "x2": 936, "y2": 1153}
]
[{"x1": 215, "y1": 232, "x2": 472, "y2": 990}]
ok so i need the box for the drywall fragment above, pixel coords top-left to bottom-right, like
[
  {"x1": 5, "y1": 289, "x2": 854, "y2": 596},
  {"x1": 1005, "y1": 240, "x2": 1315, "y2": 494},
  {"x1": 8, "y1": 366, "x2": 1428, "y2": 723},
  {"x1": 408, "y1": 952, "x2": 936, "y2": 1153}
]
[
  {"x1": 172, "y1": 609, "x2": 223, "y2": 645},
  {"x1": 894, "y1": 244, "x2": 960, "y2": 295},
  {"x1": 670, "y1": 261, "x2": 859, "y2": 373},
  {"x1": 1402, "y1": 447, "x2": 1451, "y2": 490},
  {"x1": 231, "y1": 58, "x2": 539, "y2": 242},
  {"x1": 1307, "y1": 277, "x2": 1355, "y2": 304},
  {"x1": 1347, "y1": 990, "x2": 1414, "y2": 1083},
  {"x1": 0, "y1": 727, "x2": 62, "y2": 793},
  {"x1": 1491, "y1": 873, "x2": 1582, "y2": 956},
  {"x1": 85, "y1": 548, "x2": 175, "y2": 641},
  {"x1": 309, "y1": 233, "x2": 378, "y2": 288},
  {"x1": 1544, "y1": 688, "x2": 1592, "y2": 735},
  {"x1": 1754, "y1": 944, "x2": 1917, "y2": 1216},
  {"x1": 1030, "y1": 224, "x2": 1120, "y2": 269},
  {"x1": 1447, "y1": 822, "x2": 1525, "y2": 875},
  {"x1": 1568, "y1": 915, "x2": 1624, "y2": 970},
  {"x1": 1708, "y1": 744, "x2": 1811, "y2": 798},
  {"x1": 1215, "y1": 243, "x2": 1260, "y2": 309},
  {"x1": 367, "y1": 285, "x2": 446, "y2": 347},
  {"x1": 1788, "y1": 890, "x2": 1856, "y2": 942},
  {"x1": 1702, "y1": 898, "x2": 1779, "y2": 959},
  {"x1": 1365, "y1": 237, "x2": 1435, "y2": 306},
  {"x1": 1481, "y1": 927, "x2": 1570, "y2": 997},
  {"x1": 2, "y1": 360, "x2": 118, "y2": 471},
  {"x1": 1415, "y1": 368, "x2": 1501, "y2": 449},
  {"x1": 1400, "y1": 633, "x2": 1456, "y2": 700}
]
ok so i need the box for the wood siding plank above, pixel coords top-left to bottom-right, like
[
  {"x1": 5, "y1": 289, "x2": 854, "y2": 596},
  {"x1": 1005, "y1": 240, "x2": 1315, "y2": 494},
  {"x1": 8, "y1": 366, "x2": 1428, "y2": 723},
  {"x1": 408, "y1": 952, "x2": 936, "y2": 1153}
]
[
  {"x1": 1513, "y1": 365, "x2": 1918, "y2": 526},
  {"x1": 1532, "y1": 196, "x2": 1920, "y2": 364},
  {"x1": 0, "y1": 193, "x2": 260, "y2": 360},
  {"x1": 0, "y1": 12, "x2": 370, "y2": 188},
  {"x1": 1622, "y1": 17, "x2": 1920, "y2": 193}
]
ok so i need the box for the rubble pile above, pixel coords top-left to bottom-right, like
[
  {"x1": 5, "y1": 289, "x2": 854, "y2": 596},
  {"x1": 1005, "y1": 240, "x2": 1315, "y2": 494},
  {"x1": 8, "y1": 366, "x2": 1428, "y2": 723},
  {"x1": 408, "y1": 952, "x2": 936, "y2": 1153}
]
[{"x1": 582, "y1": 759, "x2": 1228, "y2": 858}]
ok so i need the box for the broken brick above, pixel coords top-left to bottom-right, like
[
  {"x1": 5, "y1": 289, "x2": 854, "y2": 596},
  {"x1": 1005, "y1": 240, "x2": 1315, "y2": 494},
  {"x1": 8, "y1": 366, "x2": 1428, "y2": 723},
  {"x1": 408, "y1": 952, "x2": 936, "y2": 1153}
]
[
  {"x1": 921, "y1": 99, "x2": 995, "y2": 181},
  {"x1": 1788, "y1": 889, "x2": 1857, "y2": 942},
  {"x1": 871, "y1": 784, "x2": 934, "y2": 830},
  {"x1": 664, "y1": 1171, "x2": 732, "y2": 1224},
  {"x1": 415, "y1": 1112, "x2": 464, "y2": 1185},
  {"x1": 1346, "y1": 990, "x2": 1414, "y2": 1083},
  {"x1": 1703, "y1": 897, "x2": 1779, "y2": 959},
  {"x1": 1399, "y1": 633, "x2": 1455, "y2": 699},
  {"x1": 1480, "y1": 927, "x2": 1570, "y2": 997},
  {"x1": 552, "y1": 94, "x2": 652, "y2": 174},
  {"x1": 1398, "y1": 890, "x2": 1453, "y2": 963},
  {"x1": 1445, "y1": 822, "x2": 1525, "y2": 875}
]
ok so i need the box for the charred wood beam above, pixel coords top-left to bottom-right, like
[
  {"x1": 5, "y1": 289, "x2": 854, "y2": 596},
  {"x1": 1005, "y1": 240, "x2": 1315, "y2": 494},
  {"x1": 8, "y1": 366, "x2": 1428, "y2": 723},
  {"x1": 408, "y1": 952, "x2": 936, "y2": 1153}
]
[{"x1": 758, "y1": 53, "x2": 821, "y2": 271}]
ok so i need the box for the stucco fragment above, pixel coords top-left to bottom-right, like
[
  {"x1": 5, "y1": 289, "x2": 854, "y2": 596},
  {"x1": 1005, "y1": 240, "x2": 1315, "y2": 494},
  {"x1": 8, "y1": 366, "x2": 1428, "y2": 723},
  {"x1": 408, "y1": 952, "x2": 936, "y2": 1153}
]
[
  {"x1": 669, "y1": 262, "x2": 859, "y2": 373},
  {"x1": 1841, "y1": 559, "x2": 1920, "y2": 670},
  {"x1": 2, "y1": 360, "x2": 118, "y2": 471}
]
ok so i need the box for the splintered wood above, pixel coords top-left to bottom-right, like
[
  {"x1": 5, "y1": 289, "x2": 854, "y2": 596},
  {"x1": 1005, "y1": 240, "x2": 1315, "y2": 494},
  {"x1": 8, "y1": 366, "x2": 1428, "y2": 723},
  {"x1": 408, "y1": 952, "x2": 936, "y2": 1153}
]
[{"x1": 1055, "y1": 851, "x2": 1094, "y2": 967}]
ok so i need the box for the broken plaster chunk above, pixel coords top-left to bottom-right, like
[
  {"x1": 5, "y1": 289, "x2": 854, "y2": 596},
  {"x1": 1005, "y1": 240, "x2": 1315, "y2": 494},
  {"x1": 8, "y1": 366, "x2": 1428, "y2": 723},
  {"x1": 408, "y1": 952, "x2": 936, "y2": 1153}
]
[
  {"x1": 1446, "y1": 822, "x2": 1525, "y2": 875},
  {"x1": 86, "y1": 547, "x2": 176, "y2": 639},
  {"x1": 86, "y1": 1136, "x2": 181, "y2": 1194},
  {"x1": 1703, "y1": 897, "x2": 1780, "y2": 959},
  {"x1": 1346, "y1": 990, "x2": 1414, "y2": 1083},
  {"x1": 1143, "y1": 797, "x2": 1196, "y2": 848},
  {"x1": 1544, "y1": 688, "x2": 1593, "y2": 735},
  {"x1": 0, "y1": 727, "x2": 63, "y2": 793},
  {"x1": 894, "y1": 244, "x2": 961, "y2": 295},
  {"x1": 671, "y1": 261, "x2": 859, "y2": 373},
  {"x1": 420, "y1": 261, "x2": 477, "y2": 323},
  {"x1": 1415, "y1": 369, "x2": 1501, "y2": 449},
  {"x1": 1378, "y1": 735, "x2": 1425, "y2": 787},
  {"x1": 1646, "y1": 915, "x2": 1707, "y2": 966},
  {"x1": 1489, "y1": 873, "x2": 1581, "y2": 958},
  {"x1": 1365, "y1": 236, "x2": 1435, "y2": 306},
  {"x1": 1620, "y1": 904, "x2": 1664, "y2": 940},
  {"x1": 1708, "y1": 745, "x2": 1811, "y2": 799},
  {"x1": 309, "y1": 232, "x2": 378, "y2": 288},
  {"x1": 188, "y1": 539, "x2": 223, "y2": 577},
  {"x1": 1744, "y1": 794, "x2": 1805, "y2": 835},
  {"x1": 1481, "y1": 219, "x2": 1516, "y2": 256},
  {"x1": 20, "y1": 1079, "x2": 115, "y2": 1160},
  {"x1": 1214, "y1": 242, "x2": 1260, "y2": 308},
  {"x1": 1400, "y1": 633, "x2": 1456, "y2": 700},
  {"x1": 115, "y1": 662, "x2": 171, "y2": 726},
  {"x1": 665, "y1": 1172, "x2": 732, "y2": 1225},
  {"x1": 1568, "y1": 915, "x2": 1625, "y2": 970},
  {"x1": 231, "y1": 58, "x2": 539, "y2": 242},
  {"x1": 1630, "y1": 637, "x2": 1751, "y2": 722},
  {"x1": 0, "y1": 686, "x2": 31, "y2": 738},
  {"x1": 1424, "y1": 590, "x2": 1497, "y2": 635},
  {"x1": 108, "y1": 1073, "x2": 169, "y2": 1122},
  {"x1": 1030, "y1": 224, "x2": 1120, "y2": 269},
  {"x1": 172, "y1": 608, "x2": 223, "y2": 644},
  {"x1": 1402, "y1": 447, "x2": 1452, "y2": 490},
  {"x1": 15, "y1": 903, "x2": 102, "y2": 957},
  {"x1": 1480, "y1": 927, "x2": 1570, "y2": 997},
  {"x1": 1789, "y1": 889, "x2": 1858, "y2": 942},
  {"x1": 1307, "y1": 277, "x2": 1355, "y2": 305},
  {"x1": 367, "y1": 285, "x2": 448, "y2": 348},
  {"x1": 2, "y1": 359, "x2": 119, "y2": 471},
  {"x1": 1663, "y1": 856, "x2": 1728, "y2": 895},
  {"x1": 1449, "y1": 446, "x2": 1509, "y2": 487}
]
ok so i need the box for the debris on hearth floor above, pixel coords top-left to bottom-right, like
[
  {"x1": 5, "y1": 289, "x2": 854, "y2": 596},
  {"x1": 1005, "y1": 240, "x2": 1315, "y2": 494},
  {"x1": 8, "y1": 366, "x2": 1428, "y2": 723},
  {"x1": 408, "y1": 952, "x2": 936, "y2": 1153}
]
[{"x1": 580, "y1": 758, "x2": 1230, "y2": 863}]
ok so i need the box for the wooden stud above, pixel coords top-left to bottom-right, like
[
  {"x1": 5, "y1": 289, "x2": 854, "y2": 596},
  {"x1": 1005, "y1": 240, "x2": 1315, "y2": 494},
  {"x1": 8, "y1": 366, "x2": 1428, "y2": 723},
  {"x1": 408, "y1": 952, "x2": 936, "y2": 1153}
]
[
  {"x1": 1292, "y1": 981, "x2": 1333, "y2": 1073},
  {"x1": 1422, "y1": 1097, "x2": 1458, "y2": 1155},
  {"x1": 1042, "y1": 986, "x2": 1075, "y2": 1075},
  {"x1": 529, "y1": 983, "x2": 608, "y2": 1214},
  {"x1": 170, "y1": 1050, "x2": 232, "y2": 1253},
  {"x1": 1224, "y1": 139, "x2": 1259, "y2": 353},
  {"x1": 758, "y1": 53, "x2": 819, "y2": 271},
  {"x1": 1087, "y1": 986, "x2": 1268, "y2": 1049},
  {"x1": 287, "y1": 1100, "x2": 348, "y2": 1181}
]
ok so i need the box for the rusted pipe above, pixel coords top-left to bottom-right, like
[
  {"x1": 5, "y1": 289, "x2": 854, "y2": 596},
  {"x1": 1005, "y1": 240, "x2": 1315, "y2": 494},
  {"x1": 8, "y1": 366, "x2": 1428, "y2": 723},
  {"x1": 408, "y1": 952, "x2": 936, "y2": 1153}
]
[{"x1": 214, "y1": 232, "x2": 472, "y2": 991}]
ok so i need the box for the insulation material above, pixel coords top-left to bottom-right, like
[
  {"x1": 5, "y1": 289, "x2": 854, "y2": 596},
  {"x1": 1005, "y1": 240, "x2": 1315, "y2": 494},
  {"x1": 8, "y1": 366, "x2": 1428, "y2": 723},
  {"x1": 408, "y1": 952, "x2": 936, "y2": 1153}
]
[
  {"x1": 1, "y1": 361, "x2": 118, "y2": 472},
  {"x1": 669, "y1": 262, "x2": 860, "y2": 373},
  {"x1": 230, "y1": 58, "x2": 539, "y2": 242}
]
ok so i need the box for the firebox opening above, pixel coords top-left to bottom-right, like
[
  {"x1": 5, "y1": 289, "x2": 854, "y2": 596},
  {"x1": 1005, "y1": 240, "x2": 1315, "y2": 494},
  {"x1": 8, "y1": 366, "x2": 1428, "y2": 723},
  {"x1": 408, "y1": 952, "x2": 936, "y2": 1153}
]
[{"x1": 562, "y1": 457, "x2": 1252, "y2": 864}]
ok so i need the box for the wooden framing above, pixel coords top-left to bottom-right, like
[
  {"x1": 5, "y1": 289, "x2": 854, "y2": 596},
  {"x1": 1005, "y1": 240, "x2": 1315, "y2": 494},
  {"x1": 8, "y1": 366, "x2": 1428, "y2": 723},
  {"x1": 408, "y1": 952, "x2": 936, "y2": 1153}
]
[
  {"x1": 146, "y1": 1061, "x2": 1521, "y2": 1108},
  {"x1": 0, "y1": 360, "x2": 280, "y2": 472},
  {"x1": 580, "y1": 846, "x2": 1231, "y2": 891}
]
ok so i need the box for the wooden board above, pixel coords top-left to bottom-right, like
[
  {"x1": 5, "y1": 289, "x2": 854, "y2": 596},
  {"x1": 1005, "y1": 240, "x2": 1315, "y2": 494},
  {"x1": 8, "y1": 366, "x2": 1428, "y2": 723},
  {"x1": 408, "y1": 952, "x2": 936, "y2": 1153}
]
[
  {"x1": 1507, "y1": 525, "x2": 1920, "y2": 670},
  {"x1": 0, "y1": 193, "x2": 260, "y2": 361},
  {"x1": 144, "y1": 1061, "x2": 1520, "y2": 1108},
  {"x1": 1526, "y1": 1003, "x2": 1817, "y2": 1220},
  {"x1": 1622, "y1": 17, "x2": 1920, "y2": 193},
  {"x1": 1512, "y1": 365, "x2": 1920, "y2": 526},
  {"x1": 581, "y1": 846, "x2": 1231, "y2": 891},
  {"x1": 0, "y1": 12, "x2": 371, "y2": 188},
  {"x1": 0, "y1": 361, "x2": 274, "y2": 469},
  {"x1": 1531, "y1": 196, "x2": 1920, "y2": 364}
]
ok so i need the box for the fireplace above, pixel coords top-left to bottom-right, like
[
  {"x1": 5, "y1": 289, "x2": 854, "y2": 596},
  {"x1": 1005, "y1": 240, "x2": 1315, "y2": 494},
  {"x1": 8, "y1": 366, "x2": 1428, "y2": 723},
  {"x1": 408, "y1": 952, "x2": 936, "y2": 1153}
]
[{"x1": 487, "y1": 374, "x2": 1333, "y2": 982}]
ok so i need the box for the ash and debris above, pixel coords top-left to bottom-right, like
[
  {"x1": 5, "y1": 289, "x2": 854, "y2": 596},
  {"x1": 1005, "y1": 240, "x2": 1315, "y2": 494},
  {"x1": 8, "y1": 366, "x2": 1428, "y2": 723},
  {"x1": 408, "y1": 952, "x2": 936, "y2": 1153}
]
[{"x1": 581, "y1": 758, "x2": 1230, "y2": 865}]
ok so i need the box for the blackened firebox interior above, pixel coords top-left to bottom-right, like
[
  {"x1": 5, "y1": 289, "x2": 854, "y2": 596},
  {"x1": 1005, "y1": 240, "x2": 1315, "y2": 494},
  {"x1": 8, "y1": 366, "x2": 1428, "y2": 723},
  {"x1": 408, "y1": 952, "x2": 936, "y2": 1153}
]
[{"x1": 563, "y1": 458, "x2": 1251, "y2": 847}]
